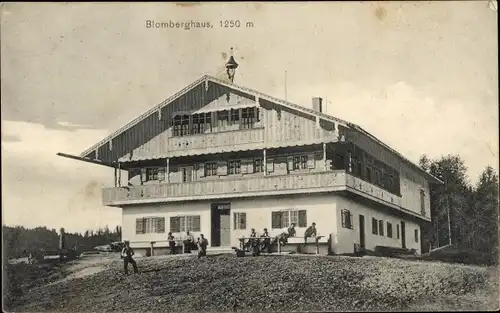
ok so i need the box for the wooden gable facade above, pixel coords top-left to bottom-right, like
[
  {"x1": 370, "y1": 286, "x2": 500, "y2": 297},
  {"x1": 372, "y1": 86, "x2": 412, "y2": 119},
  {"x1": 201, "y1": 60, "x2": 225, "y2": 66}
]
[{"x1": 80, "y1": 75, "x2": 348, "y2": 166}]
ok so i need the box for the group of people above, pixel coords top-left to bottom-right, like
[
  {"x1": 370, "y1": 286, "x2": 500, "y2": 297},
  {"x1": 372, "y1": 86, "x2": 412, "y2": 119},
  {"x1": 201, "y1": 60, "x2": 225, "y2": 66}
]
[
  {"x1": 121, "y1": 222, "x2": 318, "y2": 274},
  {"x1": 241, "y1": 222, "x2": 318, "y2": 253},
  {"x1": 120, "y1": 231, "x2": 210, "y2": 275},
  {"x1": 167, "y1": 231, "x2": 209, "y2": 258}
]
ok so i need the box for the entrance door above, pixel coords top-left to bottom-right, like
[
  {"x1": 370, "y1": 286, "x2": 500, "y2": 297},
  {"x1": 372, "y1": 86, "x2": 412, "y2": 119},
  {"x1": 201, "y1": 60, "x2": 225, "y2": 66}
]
[
  {"x1": 181, "y1": 166, "x2": 194, "y2": 183},
  {"x1": 211, "y1": 203, "x2": 231, "y2": 247},
  {"x1": 401, "y1": 221, "x2": 406, "y2": 249},
  {"x1": 359, "y1": 215, "x2": 365, "y2": 249}
]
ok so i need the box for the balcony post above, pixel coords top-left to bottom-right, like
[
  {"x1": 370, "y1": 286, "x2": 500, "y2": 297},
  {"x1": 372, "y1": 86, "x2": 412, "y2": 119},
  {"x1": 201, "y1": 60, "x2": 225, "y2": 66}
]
[
  {"x1": 118, "y1": 162, "x2": 121, "y2": 187},
  {"x1": 166, "y1": 158, "x2": 170, "y2": 183},
  {"x1": 114, "y1": 166, "x2": 117, "y2": 187},
  {"x1": 323, "y1": 142, "x2": 327, "y2": 170},
  {"x1": 263, "y1": 149, "x2": 267, "y2": 176}
]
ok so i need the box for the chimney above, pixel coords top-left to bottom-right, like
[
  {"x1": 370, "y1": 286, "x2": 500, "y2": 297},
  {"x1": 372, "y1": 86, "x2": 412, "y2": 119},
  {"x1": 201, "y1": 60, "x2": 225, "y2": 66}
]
[{"x1": 312, "y1": 97, "x2": 323, "y2": 113}]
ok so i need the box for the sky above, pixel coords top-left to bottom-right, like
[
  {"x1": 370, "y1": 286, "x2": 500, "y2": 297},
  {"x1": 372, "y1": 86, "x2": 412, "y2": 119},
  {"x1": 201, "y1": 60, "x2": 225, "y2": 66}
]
[{"x1": 1, "y1": 2, "x2": 498, "y2": 234}]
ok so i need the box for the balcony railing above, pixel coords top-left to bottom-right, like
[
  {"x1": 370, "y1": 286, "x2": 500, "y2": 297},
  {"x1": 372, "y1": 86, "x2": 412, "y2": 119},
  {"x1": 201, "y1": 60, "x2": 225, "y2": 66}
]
[
  {"x1": 103, "y1": 170, "x2": 348, "y2": 205},
  {"x1": 167, "y1": 127, "x2": 265, "y2": 157},
  {"x1": 102, "y1": 169, "x2": 430, "y2": 220}
]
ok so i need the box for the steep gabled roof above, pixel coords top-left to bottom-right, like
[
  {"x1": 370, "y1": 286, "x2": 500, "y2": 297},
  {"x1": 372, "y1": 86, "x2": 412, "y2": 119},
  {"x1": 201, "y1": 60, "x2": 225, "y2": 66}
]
[{"x1": 79, "y1": 75, "x2": 442, "y2": 184}]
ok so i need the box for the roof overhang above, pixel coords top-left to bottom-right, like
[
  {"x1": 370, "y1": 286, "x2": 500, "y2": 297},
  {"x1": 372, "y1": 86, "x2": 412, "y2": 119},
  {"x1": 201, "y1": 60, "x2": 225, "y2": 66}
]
[{"x1": 57, "y1": 152, "x2": 117, "y2": 168}]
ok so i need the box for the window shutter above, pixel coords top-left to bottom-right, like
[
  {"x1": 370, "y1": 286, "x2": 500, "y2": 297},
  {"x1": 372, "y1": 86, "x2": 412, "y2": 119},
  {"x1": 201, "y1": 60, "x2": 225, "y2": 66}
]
[
  {"x1": 135, "y1": 218, "x2": 144, "y2": 234},
  {"x1": 233, "y1": 213, "x2": 237, "y2": 230},
  {"x1": 298, "y1": 210, "x2": 307, "y2": 227},
  {"x1": 349, "y1": 212, "x2": 353, "y2": 229},
  {"x1": 266, "y1": 159, "x2": 274, "y2": 173},
  {"x1": 218, "y1": 161, "x2": 228, "y2": 176},
  {"x1": 170, "y1": 217, "x2": 180, "y2": 233},
  {"x1": 241, "y1": 213, "x2": 246, "y2": 229},
  {"x1": 156, "y1": 218, "x2": 165, "y2": 233},
  {"x1": 307, "y1": 154, "x2": 315, "y2": 169},
  {"x1": 287, "y1": 156, "x2": 294, "y2": 171},
  {"x1": 198, "y1": 163, "x2": 205, "y2": 178},
  {"x1": 141, "y1": 168, "x2": 147, "y2": 183},
  {"x1": 272, "y1": 212, "x2": 282, "y2": 229},
  {"x1": 193, "y1": 215, "x2": 201, "y2": 231},
  {"x1": 341, "y1": 210, "x2": 346, "y2": 228}
]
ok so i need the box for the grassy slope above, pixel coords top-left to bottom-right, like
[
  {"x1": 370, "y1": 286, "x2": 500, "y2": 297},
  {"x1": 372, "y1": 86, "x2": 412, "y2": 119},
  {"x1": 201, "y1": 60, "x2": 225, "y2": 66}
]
[{"x1": 5, "y1": 254, "x2": 499, "y2": 312}]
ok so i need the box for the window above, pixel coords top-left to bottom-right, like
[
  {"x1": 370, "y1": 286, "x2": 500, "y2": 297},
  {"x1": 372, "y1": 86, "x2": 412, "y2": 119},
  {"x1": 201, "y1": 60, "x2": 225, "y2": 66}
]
[
  {"x1": 293, "y1": 155, "x2": 308, "y2": 170},
  {"x1": 231, "y1": 108, "x2": 240, "y2": 125},
  {"x1": 170, "y1": 215, "x2": 201, "y2": 233},
  {"x1": 173, "y1": 114, "x2": 190, "y2": 136},
  {"x1": 254, "y1": 158, "x2": 263, "y2": 173},
  {"x1": 372, "y1": 218, "x2": 378, "y2": 235},
  {"x1": 205, "y1": 162, "x2": 218, "y2": 177},
  {"x1": 191, "y1": 113, "x2": 212, "y2": 134},
  {"x1": 234, "y1": 212, "x2": 246, "y2": 230},
  {"x1": 272, "y1": 210, "x2": 307, "y2": 229},
  {"x1": 228, "y1": 160, "x2": 241, "y2": 175},
  {"x1": 420, "y1": 189, "x2": 425, "y2": 215},
  {"x1": 241, "y1": 107, "x2": 258, "y2": 129},
  {"x1": 397, "y1": 224, "x2": 400, "y2": 239},
  {"x1": 414, "y1": 229, "x2": 419, "y2": 243},
  {"x1": 378, "y1": 220, "x2": 384, "y2": 236},
  {"x1": 387, "y1": 222, "x2": 393, "y2": 238},
  {"x1": 135, "y1": 217, "x2": 165, "y2": 234},
  {"x1": 146, "y1": 168, "x2": 159, "y2": 181},
  {"x1": 341, "y1": 209, "x2": 353, "y2": 229},
  {"x1": 217, "y1": 110, "x2": 229, "y2": 127}
]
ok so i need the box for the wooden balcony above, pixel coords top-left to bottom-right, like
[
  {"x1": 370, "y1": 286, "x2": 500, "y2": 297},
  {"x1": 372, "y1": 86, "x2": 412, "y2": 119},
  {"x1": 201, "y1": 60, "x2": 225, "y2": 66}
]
[
  {"x1": 167, "y1": 127, "x2": 265, "y2": 157},
  {"x1": 103, "y1": 170, "x2": 347, "y2": 205},
  {"x1": 105, "y1": 169, "x2": 407, "y2": 209}
]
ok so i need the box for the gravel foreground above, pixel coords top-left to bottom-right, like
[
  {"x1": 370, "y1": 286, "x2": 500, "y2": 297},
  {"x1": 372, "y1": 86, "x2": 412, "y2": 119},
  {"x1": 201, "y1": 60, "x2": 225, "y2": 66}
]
[{"x1": 4, "y1": 254, "x2": 499, "y2": 312}]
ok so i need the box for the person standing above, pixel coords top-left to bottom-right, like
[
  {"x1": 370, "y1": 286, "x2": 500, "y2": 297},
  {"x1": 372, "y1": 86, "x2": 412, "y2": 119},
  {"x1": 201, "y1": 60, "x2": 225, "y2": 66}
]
[
  {"x1": 121, "y1": 240, "x2": 138, "y2": 275},
  {"x1": 197, "y1": 234, "x2": 209, "y2": 259},
  {"x1": 184, "y1": 231, "x2": 195, "y2": 253},
  {"x1": 167, "y1": 232, "x2": 176, "y2": 255}
]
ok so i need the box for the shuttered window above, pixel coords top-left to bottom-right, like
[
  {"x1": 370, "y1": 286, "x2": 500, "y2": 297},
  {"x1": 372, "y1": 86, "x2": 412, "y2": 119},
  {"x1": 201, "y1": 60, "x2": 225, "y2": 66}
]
[
  {"x1": 341, "y1": 209, "x2": 353, "y2": 230},
  {"x1": 378, "y1": 220, "x2": 385, "y2": 236},
  {"x1": 272, "y1": 210, "x2": 307, "y2": 228},
  {"x1": 420, "y1": 189, "x2": 426, "y2": 216},
  {"x1": 372, "y1": 218, "x2": 378, "y2": 235},
  {"x1": 136, "y1": 218, "x2": 145, "y2": 234},
  {"x1": 170, "y1": 217, "x2": 180, "y2": 233},
  {"x1": 272, "y1": 212, "x2": 282, "y2": 229},
  {"x1": 170, "y1": 215, "x2": 201, "y2": 232},
  {"x1": 298, "y1": 210, "x2": 307, "y2": 227},
  {"x1": 387, "y1": 222, "x2": 393, "y2": 238},
  {"x1": 234, "y1": 212, "x2": 246, "y2": 230},
  {"x1": 135, "y1": 217, "x2": 165, "y2": 234}
]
